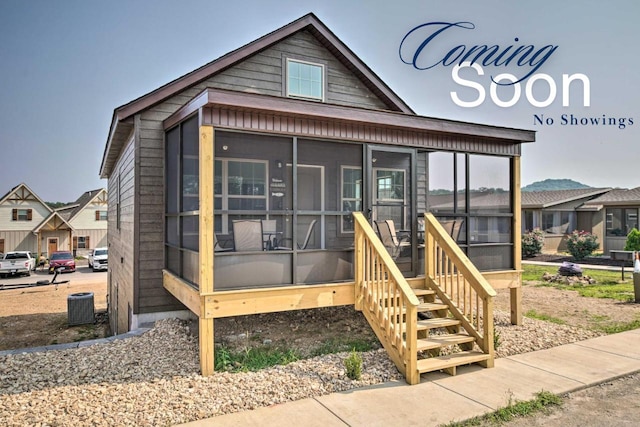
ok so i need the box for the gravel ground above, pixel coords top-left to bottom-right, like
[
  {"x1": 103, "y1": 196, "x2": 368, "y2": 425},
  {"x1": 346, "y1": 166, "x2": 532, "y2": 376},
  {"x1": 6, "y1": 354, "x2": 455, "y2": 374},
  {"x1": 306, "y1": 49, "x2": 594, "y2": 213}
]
[{"x1": 0, "y1": 313, "x2": 603, "y2": 426}]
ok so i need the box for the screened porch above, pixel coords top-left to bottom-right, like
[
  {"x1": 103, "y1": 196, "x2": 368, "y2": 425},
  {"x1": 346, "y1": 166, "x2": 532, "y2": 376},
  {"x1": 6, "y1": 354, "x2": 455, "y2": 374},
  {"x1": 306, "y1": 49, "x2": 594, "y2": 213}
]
[{"x1": 164, "y1": 115, "x2": 517, "y2": 292}]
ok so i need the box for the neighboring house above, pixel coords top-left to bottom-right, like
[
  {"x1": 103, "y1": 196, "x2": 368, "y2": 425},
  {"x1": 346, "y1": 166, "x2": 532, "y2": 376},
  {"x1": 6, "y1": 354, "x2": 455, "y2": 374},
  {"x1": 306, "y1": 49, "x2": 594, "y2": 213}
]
[
  {"x1": 0, "y1": 183, "x2": 107, "y2": 258},
  {"x1": 578, "y1": 187, "x2": 640, "y2": 254},
  {"x1": 0, "y1": 183, "x2": 56, "y2": 255},
  {"x1": 99, "y1": 13, "x2": 535, "y2": 377},
  {"x1": 521, "y1": 188, "x2": 611, "y2": 253},
  {"x1": 56, "y1": 188, "x2": 108, "y2": 257}
]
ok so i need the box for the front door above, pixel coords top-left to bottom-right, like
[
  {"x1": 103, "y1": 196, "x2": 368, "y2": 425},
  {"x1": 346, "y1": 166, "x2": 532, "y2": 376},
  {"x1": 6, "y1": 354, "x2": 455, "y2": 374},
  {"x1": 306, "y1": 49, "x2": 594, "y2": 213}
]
[
  {"x1": 48, "y1": 238, "x2": 58, "y2": 257},
  {"x1": 366, "y1": 146, "x2": 416, "y2": 275}
]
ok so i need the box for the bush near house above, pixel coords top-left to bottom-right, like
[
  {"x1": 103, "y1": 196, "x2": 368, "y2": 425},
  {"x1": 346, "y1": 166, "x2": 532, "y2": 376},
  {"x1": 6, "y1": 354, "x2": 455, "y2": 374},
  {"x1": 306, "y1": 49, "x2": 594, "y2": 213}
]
[
  {"x1": 624, "y1": 228, "x2": 640, "y2": 252},
  {"x1": 566, "y1": 230, "x2": 599, "y2": 261},
  {"x1": 522, "y1": 228, "x2": 544, "y2": 258}
]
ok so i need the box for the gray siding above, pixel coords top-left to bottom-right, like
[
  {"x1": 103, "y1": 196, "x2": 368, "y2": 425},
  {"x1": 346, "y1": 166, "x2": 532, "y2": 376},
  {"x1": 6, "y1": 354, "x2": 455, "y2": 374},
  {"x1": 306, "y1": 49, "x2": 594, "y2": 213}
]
[
  {"x1": 212, "y1": 30, "x2": 389, "y2": 110},
  {"x1": 108, "y1": 134, "x2": 136, "y2": 334},
  {"x1": 129, "y1": 28, "x2": 395, "y2": 317}
]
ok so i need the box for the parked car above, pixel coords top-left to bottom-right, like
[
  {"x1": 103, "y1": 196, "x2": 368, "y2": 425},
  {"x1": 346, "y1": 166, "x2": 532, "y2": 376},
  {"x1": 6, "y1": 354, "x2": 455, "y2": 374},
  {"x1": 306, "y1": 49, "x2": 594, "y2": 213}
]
[
  {"x1": 48, "y1": 251, "x2": 76, "y2": 274},
  {"x1": 88, "y1": 247, "x2": 108, "y2": 271},
  {"x1": 0, "y1": 251, "x2": 37, "y2": 277}
]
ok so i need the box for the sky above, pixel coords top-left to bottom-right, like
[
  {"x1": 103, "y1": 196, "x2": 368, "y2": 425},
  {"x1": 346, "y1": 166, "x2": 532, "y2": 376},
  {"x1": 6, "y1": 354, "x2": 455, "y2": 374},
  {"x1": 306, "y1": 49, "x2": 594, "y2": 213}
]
[{"x1": 0, "y1": 0, "x2": 638, "y2": 202}]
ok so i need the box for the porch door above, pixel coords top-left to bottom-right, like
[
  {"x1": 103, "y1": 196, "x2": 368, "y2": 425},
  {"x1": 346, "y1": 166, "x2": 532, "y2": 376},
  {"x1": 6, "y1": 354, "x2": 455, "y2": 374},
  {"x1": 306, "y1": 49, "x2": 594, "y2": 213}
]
[
  {"x1": 48, "y1": 238, "x2": 58, "y2": 256},
  {"x1": 366, "y1": 146, "x2": 417, "y2": 275}
]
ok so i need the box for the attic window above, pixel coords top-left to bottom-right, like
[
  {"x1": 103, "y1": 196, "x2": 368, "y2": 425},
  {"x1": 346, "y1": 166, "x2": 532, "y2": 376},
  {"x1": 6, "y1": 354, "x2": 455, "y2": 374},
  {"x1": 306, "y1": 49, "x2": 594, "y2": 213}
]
[{"x1": 286, "y1": 59, "x2": 324, "y2": 101}]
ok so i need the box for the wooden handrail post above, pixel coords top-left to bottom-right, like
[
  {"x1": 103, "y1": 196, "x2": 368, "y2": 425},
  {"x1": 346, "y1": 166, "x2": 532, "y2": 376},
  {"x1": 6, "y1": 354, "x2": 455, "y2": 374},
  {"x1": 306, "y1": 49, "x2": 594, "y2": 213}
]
[
  {"x1": 354, "y1": 215, "x2": 364, "y2": 311},
  {"x1": 405, "y1": 303, "x2": 419, "y2": 385}
]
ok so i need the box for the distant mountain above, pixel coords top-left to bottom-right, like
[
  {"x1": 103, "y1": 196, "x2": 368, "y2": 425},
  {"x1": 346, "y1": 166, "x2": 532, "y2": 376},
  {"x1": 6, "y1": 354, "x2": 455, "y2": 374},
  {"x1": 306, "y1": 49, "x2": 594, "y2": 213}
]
[{"x1": 522, "y1": 179, "x2": 591, "y2": 192}]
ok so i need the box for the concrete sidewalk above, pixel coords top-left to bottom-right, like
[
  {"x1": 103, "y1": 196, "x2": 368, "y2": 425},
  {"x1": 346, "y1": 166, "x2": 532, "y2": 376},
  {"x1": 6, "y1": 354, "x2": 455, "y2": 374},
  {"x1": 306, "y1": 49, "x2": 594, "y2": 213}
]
[{"x1": 180, "y1": 329, "x2": 640, "y2": 426}]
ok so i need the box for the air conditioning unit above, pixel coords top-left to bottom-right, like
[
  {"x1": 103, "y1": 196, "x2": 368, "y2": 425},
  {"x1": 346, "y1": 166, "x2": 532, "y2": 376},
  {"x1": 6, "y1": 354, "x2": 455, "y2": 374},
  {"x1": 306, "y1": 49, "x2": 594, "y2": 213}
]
[{"x1": 67, "y1": 292, "x2": 95, "y2": 326}]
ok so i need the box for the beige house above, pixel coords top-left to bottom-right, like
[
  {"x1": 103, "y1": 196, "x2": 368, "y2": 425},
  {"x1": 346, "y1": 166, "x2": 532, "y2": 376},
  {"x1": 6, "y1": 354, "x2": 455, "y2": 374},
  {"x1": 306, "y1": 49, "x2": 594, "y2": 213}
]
[
  {"x1": 56, "y1": 188, "x2": 108, "y2": 257},
  {"x1": 578, "y1": 187, "x2": 640, "y2": 254},
  {"x1": 521, "y1": 188, "x2": 611, "y2": 253},
  {"x1": 0, "y1": 183, "x2": 107, "y2": 258}
]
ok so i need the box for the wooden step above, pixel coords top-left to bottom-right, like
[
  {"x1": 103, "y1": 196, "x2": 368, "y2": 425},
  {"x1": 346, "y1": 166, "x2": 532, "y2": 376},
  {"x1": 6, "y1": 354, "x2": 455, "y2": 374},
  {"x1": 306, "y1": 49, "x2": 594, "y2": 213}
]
[
  {"x1": 416, "y1": 333, "x2": 475, "y2": 351},
  {"x1": 402, "y1": 318, "x2": 461, "y2": 332},
  {"x1": 377, "y1": 289, "x2": 435, "y2": 299},
  {"x1": 417, "y1": 317, "x2": 460, "y2": 329},
  {"x1": 416, "y1": 351, "x2": 491, "y2": 373},
  {"x1": 412, "y1": 288, "x2": 435, "y2": 297},
  {"x1": 418, "y1": 302, "x2": 448, "y2": 312}
]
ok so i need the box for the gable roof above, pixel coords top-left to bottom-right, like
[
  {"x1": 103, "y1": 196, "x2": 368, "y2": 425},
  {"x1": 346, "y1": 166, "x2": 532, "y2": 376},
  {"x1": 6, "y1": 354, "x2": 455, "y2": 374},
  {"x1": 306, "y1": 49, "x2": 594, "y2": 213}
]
[
  {"x1": 56, "y1": 188, "x2": 107, "y2": 222},
  {"x1": 100, "y1": 13, "x2": 414, "y2": 178},
  {"x1": 521, "y1": 188, "x2": 612, "y2": 209},
  {"x1": 33, "y1": 211, "x2": 74, "y2": 233},
  {"x1": 578, "y1": 187, "x2": 640, "y2": 210},
  {"x1": 0, "y1": 183, "x2": 53, "y2": 213}
]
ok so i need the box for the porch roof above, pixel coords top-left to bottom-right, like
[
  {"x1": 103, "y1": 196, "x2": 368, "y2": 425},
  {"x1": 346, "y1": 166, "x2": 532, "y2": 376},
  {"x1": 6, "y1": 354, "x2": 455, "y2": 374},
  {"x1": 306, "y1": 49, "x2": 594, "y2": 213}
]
[
  {"x1": 578, "y1": 186, "x2": 640, "y2": 210},
  {"x1": 33, "y1": 211, "x2": 74, "y2": 233},
  {"x1": 164, "y1": 88, "x2": 536, "y2": 145},
  {"x1": 521, "y1": 188, "x2": 612, "y2": 209}
]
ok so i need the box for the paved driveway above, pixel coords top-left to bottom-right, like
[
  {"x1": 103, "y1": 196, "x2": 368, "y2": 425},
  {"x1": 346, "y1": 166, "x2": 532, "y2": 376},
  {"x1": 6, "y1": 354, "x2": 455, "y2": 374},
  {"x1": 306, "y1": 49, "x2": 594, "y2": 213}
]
[{"x1": 0, "y1": 264, "x2": 107, "y2": 287}]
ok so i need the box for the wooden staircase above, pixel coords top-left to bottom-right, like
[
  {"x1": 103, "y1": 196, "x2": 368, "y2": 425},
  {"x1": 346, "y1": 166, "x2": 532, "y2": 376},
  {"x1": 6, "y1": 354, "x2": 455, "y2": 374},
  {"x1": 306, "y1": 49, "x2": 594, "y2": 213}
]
[
  {"x1": 353, "y1": 212, "x2": 496, "y2": 385},
  {"x1": 410, "y1": 288, "x2": 491, "y2": 376}
]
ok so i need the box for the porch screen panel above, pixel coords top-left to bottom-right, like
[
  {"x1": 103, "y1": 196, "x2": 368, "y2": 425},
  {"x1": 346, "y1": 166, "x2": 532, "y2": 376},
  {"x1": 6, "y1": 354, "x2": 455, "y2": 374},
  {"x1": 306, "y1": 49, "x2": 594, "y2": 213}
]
[
  {"x1": 428, "y1": 151, "x2": 514, "y2": 271},
  {"x1": 468, "y1": 154, "x2": 513, "y2": 270},
  {"x1": 295, "y1": 139, "x2": 362, "y2": 284},
  {"x1": 164, "y1": 115, "x2": 200, "y2": 286},
  {"x1": 213, "y1": 131, "x2": 294, "y2": 289}
]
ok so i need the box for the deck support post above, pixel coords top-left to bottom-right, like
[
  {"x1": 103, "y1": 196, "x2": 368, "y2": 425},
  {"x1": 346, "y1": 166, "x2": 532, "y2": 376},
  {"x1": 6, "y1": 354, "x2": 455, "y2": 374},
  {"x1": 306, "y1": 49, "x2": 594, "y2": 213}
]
[
  {"x1": 199, "y1": 124, "x2": 215, "y2": 375},
  {"x1": 511, "y1": 156, "x2": 523, "y2": 325}
]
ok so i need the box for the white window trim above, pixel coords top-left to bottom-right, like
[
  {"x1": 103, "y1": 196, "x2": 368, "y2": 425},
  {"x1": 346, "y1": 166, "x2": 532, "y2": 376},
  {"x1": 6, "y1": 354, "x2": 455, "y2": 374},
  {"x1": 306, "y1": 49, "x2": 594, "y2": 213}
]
[
  {"x1": 341, "y1": 166, "x2": 362, "y2": 234},
  {"x1": 286, "y1": 58, "x2": 325, "y2": 102},
  {"x1": 215, "y1": 158, "x2": 269, "y2": 234},
  {"x1": 373, "y1": 167, "x2": 407, "y2": 227}
]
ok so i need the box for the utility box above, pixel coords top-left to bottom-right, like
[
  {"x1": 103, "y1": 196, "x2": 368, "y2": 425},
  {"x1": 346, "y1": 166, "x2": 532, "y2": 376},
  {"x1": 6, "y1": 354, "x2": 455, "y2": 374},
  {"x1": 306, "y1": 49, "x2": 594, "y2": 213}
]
[{"x1": 67, "y1": 292, "x2": 95, "y2": 326}]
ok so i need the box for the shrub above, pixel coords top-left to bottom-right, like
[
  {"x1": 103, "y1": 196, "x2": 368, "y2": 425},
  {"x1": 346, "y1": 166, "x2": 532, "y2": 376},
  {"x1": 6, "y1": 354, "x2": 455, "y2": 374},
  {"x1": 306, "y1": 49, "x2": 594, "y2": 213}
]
[
  {"x1": 566, "y1": 230, "x2": 599, "y2": 261},
  {"x1": 624, "y1": 228, "x2": 640, "y2": 251},
  {"x1": 522, "y1": 228, "x2": 544, "y2": 258},
  {"x1": 344, "y1": 349, "x2": 363, "y2": 380}
]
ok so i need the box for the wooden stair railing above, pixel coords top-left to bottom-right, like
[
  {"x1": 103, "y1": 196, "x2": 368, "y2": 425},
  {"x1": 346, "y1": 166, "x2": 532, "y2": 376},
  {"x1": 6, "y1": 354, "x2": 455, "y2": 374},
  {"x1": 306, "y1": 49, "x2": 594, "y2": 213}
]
[
  {"x1": 353, "y1": 212, "x2": 421, "y2": 384},
  {"x1": 422, "y1": 212, "x2": 496, "y2": 373},
  {"x1": 353, "y1": 212, "x2": 496, "y2": 385}
]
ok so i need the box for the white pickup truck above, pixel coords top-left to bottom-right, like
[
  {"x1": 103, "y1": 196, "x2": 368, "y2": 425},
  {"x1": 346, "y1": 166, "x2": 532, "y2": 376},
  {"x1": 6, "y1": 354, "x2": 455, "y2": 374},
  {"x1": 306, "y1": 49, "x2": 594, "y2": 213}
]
[{"x1": 0, "y1": 251, "x2": 37, "y2": 277}]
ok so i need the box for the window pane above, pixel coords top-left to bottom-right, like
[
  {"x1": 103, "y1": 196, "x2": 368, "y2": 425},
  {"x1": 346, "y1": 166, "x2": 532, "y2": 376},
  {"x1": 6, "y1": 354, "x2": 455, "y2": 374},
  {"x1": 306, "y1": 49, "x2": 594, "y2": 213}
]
[
  {"x1": 182, "y1": 216, "x2": 199, "y2": 251},
  {"x1": 214, "y1": 160, "x2": 222, "y2": 195},
  {"x1": 228, "y1": 161, "x2": 266, "y2": 196},
  {"x1": 626, "y1": 209, "x2": 638, "y2": 233},
  {"x1": 607, "y1": 208, "x2": 624, "y2": 236},
  {"x1": 228, "y1": 198, "x2": 267, "y2": 210},
  {"x1": 288, "y1": 60, "x2": 323, "y2": 99},
  {"x1": 428, "y1": 152, "x2": 454, "y2": 213},
  {"x1": 376, "y1": 170, "x2": 404, "y2": 200},
  {"x1": 469, "y1": 217, "x2": 511, "y2": 243},
  {"x1": 181, "y1": 117, "x2": 199, "y2": 213},
  {"x1": 182, "y1": 157, "x2": 199, "y2": 212},
  {"x1": 166, "y1": 127, "x2": 179, "y2": 214},
  {"x1": 469, "y1": 245, "x2": 513, "y2": 270},
  {"x1": 469, "y1": 155, "x2": 511, "y2": 214},
  {"x1": 166, "y1": 217, "x2": 179, "y2": 246}
]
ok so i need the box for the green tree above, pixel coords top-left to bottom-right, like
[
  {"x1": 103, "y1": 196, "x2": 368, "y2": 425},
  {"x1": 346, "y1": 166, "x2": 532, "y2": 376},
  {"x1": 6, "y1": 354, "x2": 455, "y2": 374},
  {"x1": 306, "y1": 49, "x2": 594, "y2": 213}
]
[{"x1": 624, "y1": 228, "x2": 640, "y2": 251}]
